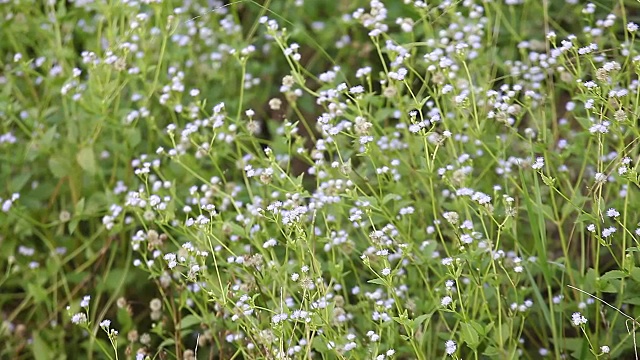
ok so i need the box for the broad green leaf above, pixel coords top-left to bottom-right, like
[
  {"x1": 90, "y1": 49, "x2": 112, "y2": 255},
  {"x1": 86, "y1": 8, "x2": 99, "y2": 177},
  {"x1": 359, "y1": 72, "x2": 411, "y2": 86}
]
[
  {"x1": 180, "y1": 314, "x2": 203, "y2": 330},
  {"x1": 622, "y1": 297, "x2": 640, "y2": 305},
  {"x1": 631, "y1": 267, "x2": 640, "y2": 282},
  {"x1": 461, "y1": 322, "x2": 480, "y2": 348},
  {"x1": 76, "y1": 147, "x2": 97, "y2": 175},
  {"x1": 32, "y1": 332, "x2": 53, "y2": 360},
  {"x1": 48, "y1": 156, "x2": 71, "y2": 178},
  {"x1": 600, "y1": 270, "x2": 628, "y2": 281},
  {"x1": 412, "y1": 313, "x2": 432, "y2": 331},
  {"x1": 483, "y1": 346, "x2": 501, "y2": 357}
]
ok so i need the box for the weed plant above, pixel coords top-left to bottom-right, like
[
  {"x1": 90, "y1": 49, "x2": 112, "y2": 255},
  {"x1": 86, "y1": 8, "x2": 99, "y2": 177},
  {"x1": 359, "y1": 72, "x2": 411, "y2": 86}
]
[{"x1": 2, "y1": 0, "x2": 640, "y2": 359}]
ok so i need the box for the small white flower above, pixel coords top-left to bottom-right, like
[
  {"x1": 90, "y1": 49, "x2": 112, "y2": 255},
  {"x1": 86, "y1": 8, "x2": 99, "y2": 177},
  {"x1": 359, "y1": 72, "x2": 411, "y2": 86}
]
[
  {"x1": 441, "y1": 296, "x2": 453, "y2": 307},
  {"x1": 443, "y1": 211, "x2": 459, "y2": 225},
  {"x1": 80, "y1": 295, "x2": 91, "y2": 308},
  {"x1": 71, "y1": 313, "x2": 87, "y2": 325},
  {"x1": 600, "y1": 345, "x2": 610, "y2": 354},
  {"x1": 271, "y1": 312, "x2": 288, "y2": 324},
  {"x1": 606, "y1": 208, "x2": 620, "y2": 218},
  {"x1": 445, "y1": 340, "x2": 457, "y2": 355},
  {"x1": 381, "y1": 267, "x2": 391, "y2": 276},
  {"x1": 571, "y1": 312, "x2": 588, "y2": 326},
  {"x1": 263, "y1": 238, "x2": 277, "y2": 248},
  {"x1": 594, "y1": 172, "x2": 608, "y2": 183},
  {"x1": 602, "y1": 226, "x2": 616, "y2": 238},
  {"x1": 531, "y1": 157, "x2": 545, "y2": 170}
]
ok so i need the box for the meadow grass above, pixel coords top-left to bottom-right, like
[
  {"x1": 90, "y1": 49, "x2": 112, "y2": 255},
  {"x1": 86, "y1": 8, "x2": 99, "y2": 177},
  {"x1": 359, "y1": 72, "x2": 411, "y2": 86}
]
[{"x1": 2, "y1": 0, "x2": 640, "y2": 359}]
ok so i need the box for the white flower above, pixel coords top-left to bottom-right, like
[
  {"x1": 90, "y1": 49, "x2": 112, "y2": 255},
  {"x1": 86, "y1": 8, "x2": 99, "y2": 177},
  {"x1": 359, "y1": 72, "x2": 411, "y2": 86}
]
[
  {"x1": 100, "y1": 320, "x2": 111, "y2": 328},
  {"x1": 628, "y1": 22, "x2": 639, "y2": 33},
  {"x1": 71, "y1": 313, "x2": 87, "y2": 325},
  {"x1": 594, "y1": 172, "x2": 607, "y2": 184},
  {"x1": 531, "y1": 157, "x2": 545, "y2": 170},
  {"x1": 381, "y1": 268, "x2": 391, "y2": 276},
  {"x1": 441, "y1": 296, "x2": 453, "y2": 307},
  {"x1": 445, "y1": 340, "x2": 457, "y2": 355},
  {"x1": 443, "y1": 211, "x2": 459, "y2": 224},
  {"x1": 263, "y1": 238, "x2": 277, "y2": 248},
  {"x1": 80, "y1": 295, "x2": 91, "y2": 308},
  {"x1": 602, "y1": 226, "x2": 616, "y2": 238},
  {"x1": 271, "y1": 312, "x2": 288, "y2": 324},
  {"x1": 571, "y1": 312, "x2": 588, "y2": 326},
  {"x1": 606, "y1": 208, "x2": 620, "y2": 218},
  {"x1": 600, "y1": 345, "x2": 610, "y2": 354}
]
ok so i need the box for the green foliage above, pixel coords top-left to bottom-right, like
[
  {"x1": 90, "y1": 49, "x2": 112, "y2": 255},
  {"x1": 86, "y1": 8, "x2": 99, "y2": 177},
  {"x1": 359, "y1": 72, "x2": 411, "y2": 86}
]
[{"x1": 2, "y1": 0, "x2": 640, "y2": 359}]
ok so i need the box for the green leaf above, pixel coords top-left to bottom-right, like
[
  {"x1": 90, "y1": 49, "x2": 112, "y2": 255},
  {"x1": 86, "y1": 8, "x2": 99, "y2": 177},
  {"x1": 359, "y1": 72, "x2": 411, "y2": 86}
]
[
  {"x1": 75, "y1": 198, "x2": 85, "y2": 215},
  {"x1": 599, "y1": 279, "x2": 620, "y2": 293},
  {"x1": 180, "y1": 314, "x2": 202, "y2": 330},
  {"x1": 27, "y1": 283, "x2": 48, "y2": 305},
  {"x1": 622, "y1": 297, "x2": 640, "y2": 305},
  {"x1": 382, "y1": 193, "x2": 398, "y2": 205},
  {"x1": 412, "y1": 313, "x2": 432, "y2": 331},
  {"x1": 483, "y1": 346, "x2": 501, "y2": 357},
  {"x1": 96, "y1": 269, "x2": 129, "y2": 292},
  {"x1": 392, "y1": 316, "x2": 412, "y2": 328},
  {"x1": 470, "y1": 320, "x2": 486, "y2": 336},
  {"x1": 600, "y1": 270, "x2": 628, "y2": 281},
  {"x1": 461, "y1": 322, "x2": 480, "y2": 348},
  {"x1": 583, "y1": 268, "x2": 597, "y2": 293},
  {"x1": 117, "y1": 307, "x2": 133, "y2": 333},
  {"x1": 68, "y1": 219, "x2": 79, "y2": 235},
  {"x1": 76, "y1": 147, "x2": 97, "y2": 175},
  {"x1": 493, "y1": 323, "x2": 510, "y2": 346},
  {"x1": 575, "y1": 213, "x2": 596, "y2": 223},
  {"x1": 631, "y1": 267, "x2": 640, "y2": 282},
  {"x1": 367, "y1": 278, "x2": 386, "y2": 286},
  {"x1": 48, "y1": 156, "x2": 71, "y2": 178},
  {"x1": 9, "y1": 172, "x2": 30, "y2": 193},
  {"x1": 32, "y1": 332, "x2": 54, "y2": 360},
  {"x1": 157, "y1": 338, "x2": 175, "y2": 349},
  {"x1": 40, "y1": 125, "x2": 58, "y2": 148}
]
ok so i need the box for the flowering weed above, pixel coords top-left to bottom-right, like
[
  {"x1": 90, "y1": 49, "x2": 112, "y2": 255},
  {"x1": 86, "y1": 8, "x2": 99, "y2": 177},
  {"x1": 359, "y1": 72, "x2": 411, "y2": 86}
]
[{"x1": 2, "y1": 0, "x2": 640, "y2": 359}]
